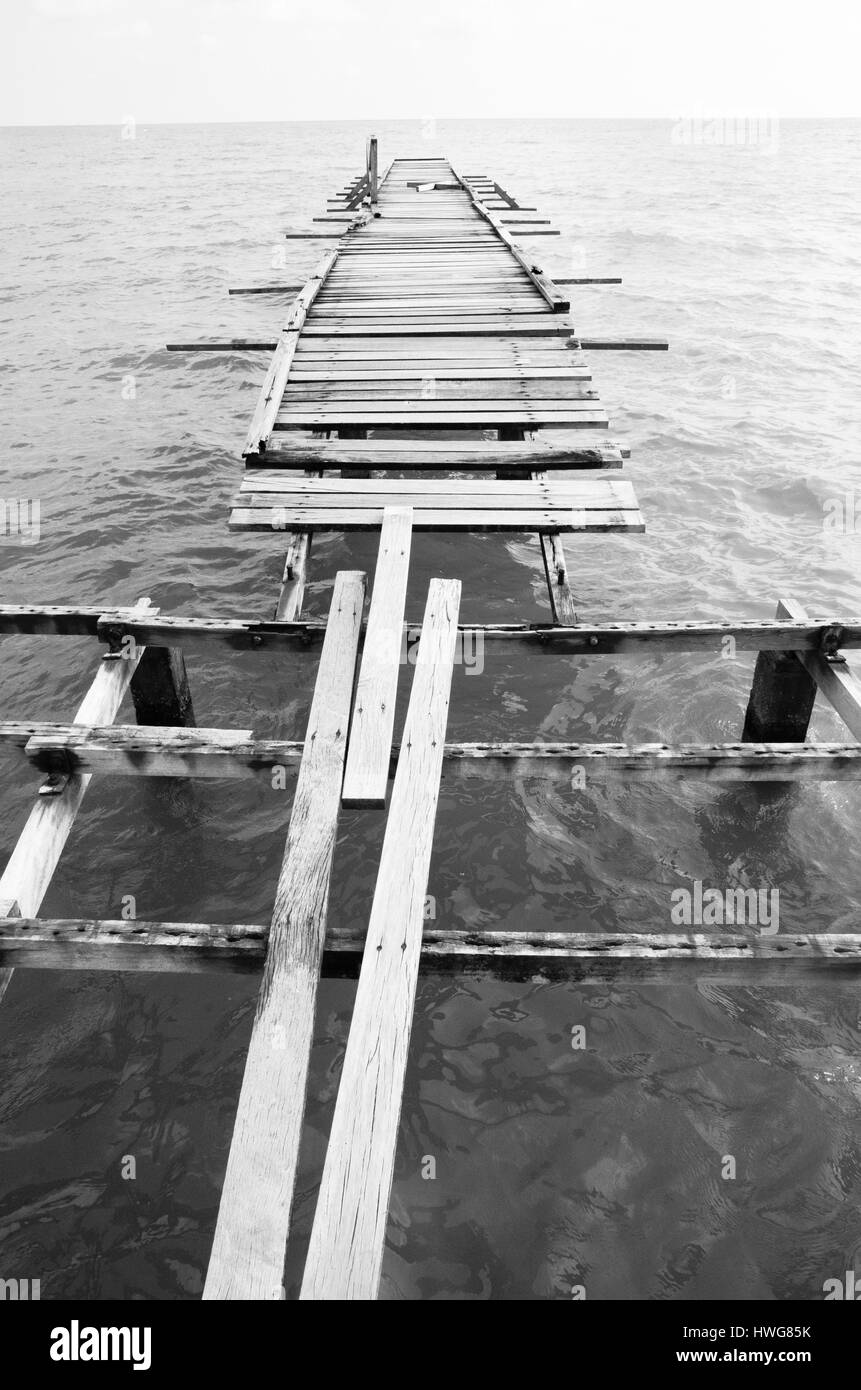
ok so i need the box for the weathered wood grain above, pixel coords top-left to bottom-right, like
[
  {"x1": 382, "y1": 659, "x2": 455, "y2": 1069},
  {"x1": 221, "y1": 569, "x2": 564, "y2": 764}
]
[
  {"x1": 301, "y1": 578, "x2": 461, "y2": 1301},
  {"x1": 0, "y1": 597, "x2": 156, "y2": 1003},
  {"x1": 342, "y1": 507, "x2": 413, "y2": 808},
  {"x1": 2, "y1": 921, "x2": 859, "y2": 985},
  {"x1": 203, "y1": 569, "x2": 365, "y2": 1301}
]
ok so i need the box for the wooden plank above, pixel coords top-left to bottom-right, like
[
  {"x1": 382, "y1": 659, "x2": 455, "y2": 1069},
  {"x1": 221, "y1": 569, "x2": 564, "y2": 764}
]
[
  {"x1": 576, "y1": 337, "x2": 669, "y2": 351},
  {"x1": 243, "y1": 245, "x2": 341, "y2": 456},
  {"x1": 299, "y1": 322, "x2": 572, "y2": 338},
  {"x1": 230, "y1": 507, "x2": 638, "y2": 533},
  {"x1": 237, "y1": 476, "x2": 634, "y2": 502},
  {"x1": 272, "y1": 411, "x2": 610, "y2": 427},
  {"x1": 4, "y1": 921, "x2": 859, "y2": 986},
  {"x1": 453, "y1": 174, "x2": 570, "y2": 311},
  {"x1": 342, "y1": 508, "x2": 413, "y2": 808},
  {"x1": 257, "y1": 438, "x2": 624, "y2": 469},
  {"x1": 203, "y1": 570, "x2": 365, "y2": 1301},
  {"x1": 228, "y1": 285, "x2": 302, "y2": 295},
  {"x1": 301, "y1": 577, "x2": 461, "y2": 1301}
]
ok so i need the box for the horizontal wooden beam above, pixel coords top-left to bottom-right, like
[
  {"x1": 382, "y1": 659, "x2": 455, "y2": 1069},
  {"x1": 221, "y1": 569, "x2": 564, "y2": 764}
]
[
  {"x1": 1, "y1": 919, "x2": 857, "y2": 984},
  {"x1": 166, "y1": 333, "x2": 668, "y2": 354},
  {"x1": 228, "y1": 285, "x2": 302, "y2": 296},
  {"x1": 1, "y1": 611, "x2": 860, "y2": 657},
  {"x1": 7, "y1": 726, "x2": 861, "y2": 782},
  {"x1": 574, "y1": 337, "x2": 668, "y2": 351},
  {"x1": 256, "y1": 441, "x2": 624, "y2": 469},
  {"x1": 166, "y1": 340, "x2": 276, "y2": 352}
]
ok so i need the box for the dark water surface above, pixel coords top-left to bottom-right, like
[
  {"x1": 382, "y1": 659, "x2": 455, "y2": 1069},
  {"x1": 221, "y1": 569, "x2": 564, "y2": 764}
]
[{"x1": 1, "y1": 118, "x2": 860, "y2": 1299}]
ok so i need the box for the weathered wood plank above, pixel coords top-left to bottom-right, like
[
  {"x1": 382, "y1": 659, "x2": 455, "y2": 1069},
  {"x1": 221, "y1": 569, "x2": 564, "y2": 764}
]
[
  {"x1": 17, "y1": 732, "x2": 861, "y2": 783},
  {"x1": 342, "y1": 508, "x2": 413, "y2": 809},
  {"x1": 203, "y1": 569, "x2": 365, "y2": 1302},
  {"x1": 23, "y1": 725, "x2": 301, "y2": 779},
  {"x1": 257, "y1": 438, "x2": 624, "y2": 469},
  {"x1": 0, "y1": 610, "x2": 849, "y2": 658},
  {"x1": 301, "y1": 577, "x2": 461, "y2": 1301},
  {"x1": 243, "y1": 246, "x2": 341, "y2": 456},
  {"x1": 2, "y1": 919, "x2": 859, "y2": 986},
  {"x1": 230, "y1": 507, "x2": 638, "y2": 533}
]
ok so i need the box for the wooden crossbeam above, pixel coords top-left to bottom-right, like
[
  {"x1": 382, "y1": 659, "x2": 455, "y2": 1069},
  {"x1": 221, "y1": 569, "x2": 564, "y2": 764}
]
[
  {"x1": 1, "y1": 611, "x2": 861, "y2": 658},
  {"x1": 301, "y1": 578, "x2": 461, "y2": 1301},
  {"x1": 204, "y1": 570, "x2": 365, "y2": 1302},
  {"x1": 255, "y1": 437, "x2": 628, "y2": 469},
  {"x1": 3, "y1": 920, "x2": 858, "y2": 985},
  {"x1": 342, "y1": 507, "x2": 413, "y2": 808},
  {"x1": 11, "y1": 727, "x2": 861, "y2": 781}
]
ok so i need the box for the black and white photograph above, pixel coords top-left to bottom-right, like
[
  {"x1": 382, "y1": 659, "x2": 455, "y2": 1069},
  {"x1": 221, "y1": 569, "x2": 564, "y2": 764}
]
[{"x1": 1, "y1": 0, "x2": 860, "y2": 1350}]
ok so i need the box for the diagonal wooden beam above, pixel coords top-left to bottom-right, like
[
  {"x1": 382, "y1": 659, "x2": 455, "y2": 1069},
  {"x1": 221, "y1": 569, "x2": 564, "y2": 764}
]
[
  {"x1": 203, "y1": 570, "x2": 366, "y2": 1301},
  {"x1": 776, "y1": 596, "x2": 861, "y2": 739},
  {"x1": 0, "y1": 597, "x2": 156, "y2": 1005}
]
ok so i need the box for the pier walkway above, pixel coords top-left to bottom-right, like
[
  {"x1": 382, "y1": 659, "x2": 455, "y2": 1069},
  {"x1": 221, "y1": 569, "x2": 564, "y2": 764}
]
[{"x1": 1, "y1": 140, "x2": 860, "y2": 1300}]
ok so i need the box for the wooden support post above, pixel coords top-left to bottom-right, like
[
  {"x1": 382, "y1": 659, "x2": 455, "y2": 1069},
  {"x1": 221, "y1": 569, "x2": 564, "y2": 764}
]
[
  {"x1": 130, "y1": 647, "x2": 195, "y2": 727},
  {"x1": 301, "y1": 577, "x2": 461, "y2": 1302},
  {"x1": 203, "y1": 570, "x2": 366, "y2": 1301},
  {"x1": 497, "y1": 431, "x2": 578, "y2": 623},
  {"x1": 274, "y1": 465, "x2": 326, "y2": 621},
  {"x1": 274, "y1": 534, "x2": 311, "y2": 621},
  {"x1": 742, "y1": 599, "x2": 819, "y2": 742},
  {"x1": 367, "y1": 135, "x2": 379, "y2": 206},
  {"x1": 342, "y1": 507, "x2": 413, "y2": 808}
]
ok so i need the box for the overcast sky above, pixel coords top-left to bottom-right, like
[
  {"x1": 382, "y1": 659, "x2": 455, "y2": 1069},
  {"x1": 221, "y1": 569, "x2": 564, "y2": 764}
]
[{"x1": 1, "y1": 0, "x2": 859, "y2": 125}]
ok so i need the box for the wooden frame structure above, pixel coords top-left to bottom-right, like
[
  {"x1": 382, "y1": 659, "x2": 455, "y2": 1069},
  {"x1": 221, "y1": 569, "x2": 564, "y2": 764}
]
[{"x1": 4, "y1": 142, "x2": 859, "y2": 1300}]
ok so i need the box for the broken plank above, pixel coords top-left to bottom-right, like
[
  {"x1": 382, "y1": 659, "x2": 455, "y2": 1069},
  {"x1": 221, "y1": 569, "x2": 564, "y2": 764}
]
[{"x1": 342, "y1": 507, "x2": 413, "y2": 808}]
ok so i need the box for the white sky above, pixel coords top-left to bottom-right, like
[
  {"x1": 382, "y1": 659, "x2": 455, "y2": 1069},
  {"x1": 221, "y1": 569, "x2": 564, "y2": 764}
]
[{"x1": 1, "y1": 0, "x2": 859, "y2": 125}]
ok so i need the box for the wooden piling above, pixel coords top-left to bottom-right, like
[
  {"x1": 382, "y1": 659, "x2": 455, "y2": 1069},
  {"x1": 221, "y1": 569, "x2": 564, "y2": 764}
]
[
  {"x1": 130, "y1": 646, "x2": 196, "y2": 727},
  {"x1": 742, "y1": 599, "x2": 819, "y2": 741}
]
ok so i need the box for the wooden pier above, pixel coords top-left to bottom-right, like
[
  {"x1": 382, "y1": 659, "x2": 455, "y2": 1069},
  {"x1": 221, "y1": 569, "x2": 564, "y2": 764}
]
[{"x1": 4, "y1": 138, "x2": 861, "y2": 1300}]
